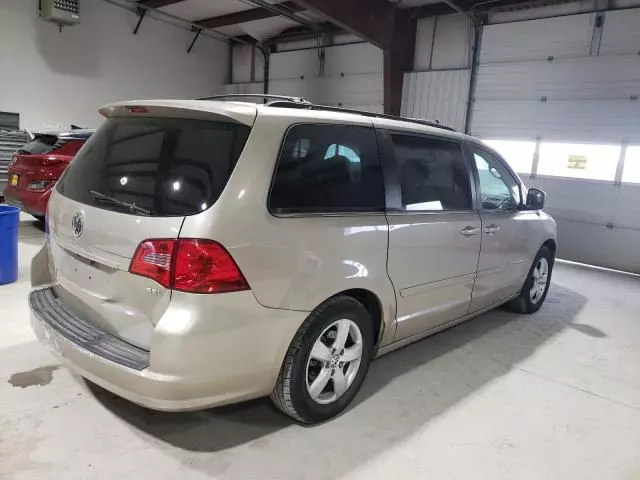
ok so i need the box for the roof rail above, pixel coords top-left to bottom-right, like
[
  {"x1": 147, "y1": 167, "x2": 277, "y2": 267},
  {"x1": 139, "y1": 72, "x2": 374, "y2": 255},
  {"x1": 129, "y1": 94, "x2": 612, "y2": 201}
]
[
  {"x1": 196, "y1": 94, "x2": 310, "y2": 104},
  {"x1": 268, "y1": 102, "x2": 456, "y2": 132},
  {"x1": 196, "y1": 95, "x2": 455, "y2": 131}
]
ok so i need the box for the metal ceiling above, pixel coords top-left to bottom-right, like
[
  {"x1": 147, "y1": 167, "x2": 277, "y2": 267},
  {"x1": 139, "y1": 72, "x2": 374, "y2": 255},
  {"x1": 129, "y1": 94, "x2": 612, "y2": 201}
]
[
  {"x1": 134, "y1": 0, "x2": 547, "y2": 44},
  {"x1": 128, "y1": 0, "x2": 557, "y2": 115}
]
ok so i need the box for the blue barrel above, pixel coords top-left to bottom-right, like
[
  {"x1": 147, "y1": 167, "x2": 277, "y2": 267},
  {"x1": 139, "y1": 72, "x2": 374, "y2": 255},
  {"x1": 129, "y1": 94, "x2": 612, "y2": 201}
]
[{"x1": 0, "y1": 205, "x2": 20, "y2": 285}]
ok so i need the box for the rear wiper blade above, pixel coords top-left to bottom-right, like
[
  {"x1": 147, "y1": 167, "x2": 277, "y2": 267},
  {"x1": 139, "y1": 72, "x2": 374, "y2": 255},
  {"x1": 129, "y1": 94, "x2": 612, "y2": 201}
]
[{"x1": 88, "y1": 190, "x2": 151, "y2": 216}]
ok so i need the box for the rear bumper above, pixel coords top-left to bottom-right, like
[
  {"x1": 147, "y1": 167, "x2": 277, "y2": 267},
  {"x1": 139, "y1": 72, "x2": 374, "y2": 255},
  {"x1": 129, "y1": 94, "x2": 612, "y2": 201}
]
[
  {"x1": 3, "y1": 185, "x2": 50, "y2": 217},
  {"x1": 30, "y1": 286, "x2": 308, "y2": 411}
]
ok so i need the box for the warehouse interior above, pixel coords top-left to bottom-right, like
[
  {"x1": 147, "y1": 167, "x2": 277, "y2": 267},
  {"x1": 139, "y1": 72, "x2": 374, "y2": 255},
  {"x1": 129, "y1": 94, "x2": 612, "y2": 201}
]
[{"x1": 1, "y1": 0, "x2": 640, "y2": 478}]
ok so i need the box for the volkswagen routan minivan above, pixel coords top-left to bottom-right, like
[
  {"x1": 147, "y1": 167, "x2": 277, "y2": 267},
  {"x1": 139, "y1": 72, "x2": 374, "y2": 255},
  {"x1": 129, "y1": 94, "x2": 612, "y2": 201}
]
[{"x1": 30, "y1": 95, "x2": 556, "y2": 423}]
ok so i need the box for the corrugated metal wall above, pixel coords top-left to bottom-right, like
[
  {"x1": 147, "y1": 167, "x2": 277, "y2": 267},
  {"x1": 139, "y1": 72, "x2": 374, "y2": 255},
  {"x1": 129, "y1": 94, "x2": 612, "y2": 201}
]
[
  {"x1": 401, "y1": 70, "x2": 470, "y2": 131},
  {"x1": 401, "y1": 14, "x2": 472, "y2": 130},
  {"x1": 0, "y1": 112, "x2": 19, "y2": 131}
]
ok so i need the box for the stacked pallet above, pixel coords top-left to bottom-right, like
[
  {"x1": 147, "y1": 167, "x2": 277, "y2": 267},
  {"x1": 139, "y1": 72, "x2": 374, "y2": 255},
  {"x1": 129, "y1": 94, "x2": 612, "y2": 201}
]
[{"x1": 0, "y1": 130, "x2": 29, "y2": 197}]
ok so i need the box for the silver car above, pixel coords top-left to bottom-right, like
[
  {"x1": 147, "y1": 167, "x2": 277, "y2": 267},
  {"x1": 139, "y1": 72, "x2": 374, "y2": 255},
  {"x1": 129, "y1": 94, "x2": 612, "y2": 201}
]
[{"x1": 30, "y1": 96, "x2": 556, "y2": 423}]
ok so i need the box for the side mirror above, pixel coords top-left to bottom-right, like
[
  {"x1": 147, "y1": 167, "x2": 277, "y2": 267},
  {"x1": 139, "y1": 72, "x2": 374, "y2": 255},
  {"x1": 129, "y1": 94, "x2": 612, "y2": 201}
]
[{"x1": 526, "y1": 188, "x2": 545, "y2": 210}]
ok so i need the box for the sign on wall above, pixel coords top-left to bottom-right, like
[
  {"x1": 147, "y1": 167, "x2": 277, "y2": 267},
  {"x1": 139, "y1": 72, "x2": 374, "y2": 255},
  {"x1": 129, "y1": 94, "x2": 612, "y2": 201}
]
[{"x1": 567, "y1": 155, "x2": 587, "y2": 169}]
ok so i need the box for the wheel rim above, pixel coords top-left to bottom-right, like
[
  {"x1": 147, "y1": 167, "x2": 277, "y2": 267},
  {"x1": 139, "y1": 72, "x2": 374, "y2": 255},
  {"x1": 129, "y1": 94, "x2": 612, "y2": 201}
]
[
  {"x1": 529, "y1": 257, "x2": 549, "y2": 304},
  {"x1": 305, "y1": 319, "x2": 364, "y2": 405}
]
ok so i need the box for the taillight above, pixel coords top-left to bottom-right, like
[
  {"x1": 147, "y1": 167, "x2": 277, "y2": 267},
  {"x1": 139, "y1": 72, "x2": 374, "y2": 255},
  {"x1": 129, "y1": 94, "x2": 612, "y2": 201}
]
[
  {"x1": 126, "y1": 106, "x2": 149, "y2": 114},
  {"x1": 174, "y1": 239, "x2": 249, "y2": 293},
  {"x1": 130, "y1": 240, "x2": 175, "y2": 288},
  {"x1": 129, "y1": 239, "x2": 249, "y2": 294},
  {"x1": 27, "y1": 180, "x2": 53, "y2": 191}
]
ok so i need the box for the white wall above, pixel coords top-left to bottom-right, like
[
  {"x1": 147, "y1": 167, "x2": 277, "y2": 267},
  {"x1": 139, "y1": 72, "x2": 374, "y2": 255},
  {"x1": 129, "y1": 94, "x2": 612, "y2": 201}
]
[
  {"x1": 413, "y1": 14, "x2": 473, "y2": 72},
  {"x1": 231, "y1": 45, "x2": 264, "y2": 84},
  {"x1": 227, "y1": 13, "x2": 473, "y2": 116},
  {"x1": 0, "y1": 0, "x2": 228, "y2": 130},
  {"x1": 229, "y1": 41, "x2": 383, "y2": 112}
]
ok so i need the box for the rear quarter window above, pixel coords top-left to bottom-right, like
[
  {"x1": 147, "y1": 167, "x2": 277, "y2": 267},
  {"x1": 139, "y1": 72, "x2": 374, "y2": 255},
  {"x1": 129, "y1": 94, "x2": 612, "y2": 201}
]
[
  {"x1": 56, "y1": 117, "x2": 250, "y2": 216},
  {"x1": 269, "y1": 124, "x2": 385, "y2": 214}
]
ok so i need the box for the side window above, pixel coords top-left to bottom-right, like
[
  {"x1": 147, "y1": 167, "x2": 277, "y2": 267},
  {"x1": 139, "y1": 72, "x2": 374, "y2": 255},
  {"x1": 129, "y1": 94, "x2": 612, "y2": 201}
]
[
  {"x1": 269, "y1": 125, "x2": 385, "y2": 213},
  {"x1": 472, "y1": 149, "x2": 521, "y2": 210},
  {"x1": 390, "y1": 134, "x2": 471, "y2": 211}
]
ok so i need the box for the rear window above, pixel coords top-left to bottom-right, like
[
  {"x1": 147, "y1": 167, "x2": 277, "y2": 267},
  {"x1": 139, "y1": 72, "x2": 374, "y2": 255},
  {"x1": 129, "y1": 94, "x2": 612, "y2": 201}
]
[
  {"x1": 56, "y1": 117, "x2": 250, "y2": 217},
  {"x1": 18, "y1": 135, "x2": 58, "y2": 155},
  {"x1": 269, "y1": 124, "x2": 385, "y2": 213}
]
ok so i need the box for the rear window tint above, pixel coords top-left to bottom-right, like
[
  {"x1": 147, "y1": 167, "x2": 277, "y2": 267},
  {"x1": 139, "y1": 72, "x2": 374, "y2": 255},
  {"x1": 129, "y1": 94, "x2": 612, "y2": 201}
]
[
  {"x1": 269, "y1": 124, "x2": 385, "y2": 213},
  {"x1": 18, "y1": 135, "x2": 58, "y2": 155},
  {"x1": 57, "y1": 117, "x2": 250, "y2": 217},
  {"x1": 390, "y1": 134, "x2": 471, "y2": 211}
]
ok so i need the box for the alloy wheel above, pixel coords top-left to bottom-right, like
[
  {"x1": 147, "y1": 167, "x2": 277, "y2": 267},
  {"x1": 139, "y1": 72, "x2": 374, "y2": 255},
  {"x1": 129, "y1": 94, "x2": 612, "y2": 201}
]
[
  {"x1": 305, "y1": 319, "x2": 363, "y2": 404},
  {"x1": 529, "y1": 257, "x2": 549, "y2": 304}
]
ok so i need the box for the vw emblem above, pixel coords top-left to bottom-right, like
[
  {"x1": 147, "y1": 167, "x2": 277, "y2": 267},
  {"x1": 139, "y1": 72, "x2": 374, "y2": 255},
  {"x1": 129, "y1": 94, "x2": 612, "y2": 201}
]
[{"x1": 71, "y1": 212, "x2": 84, "y2": 238}]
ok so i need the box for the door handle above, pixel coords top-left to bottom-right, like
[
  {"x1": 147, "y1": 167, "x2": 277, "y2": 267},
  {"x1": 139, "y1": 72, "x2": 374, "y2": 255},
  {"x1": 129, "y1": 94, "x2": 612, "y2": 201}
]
[
  {"x1": 484, "y1": 224, "x2": 501, "y2": 234},
  {"x1": 461, "y1": 226, "x2": 481, "y2": 237}
]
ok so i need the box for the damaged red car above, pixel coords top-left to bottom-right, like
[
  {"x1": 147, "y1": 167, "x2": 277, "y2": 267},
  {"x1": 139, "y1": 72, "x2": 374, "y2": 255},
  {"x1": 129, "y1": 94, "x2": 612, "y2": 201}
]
[{"x1": 3, "y1": 129, "x2": 93, "y2": 220}]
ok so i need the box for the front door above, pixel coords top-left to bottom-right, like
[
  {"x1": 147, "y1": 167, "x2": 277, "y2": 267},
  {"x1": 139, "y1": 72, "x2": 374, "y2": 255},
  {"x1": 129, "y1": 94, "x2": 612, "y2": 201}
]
[
  {"x1": 468, "y1": 146, "x2": 533, "y2": 312},
  {"x1": 381, "y1": 131, "x2": 482, "y2": 341}
]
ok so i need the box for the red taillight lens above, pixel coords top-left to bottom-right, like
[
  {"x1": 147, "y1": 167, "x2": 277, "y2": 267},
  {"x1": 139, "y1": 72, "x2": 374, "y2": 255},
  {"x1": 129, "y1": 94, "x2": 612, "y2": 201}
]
[
  {"x1": 129, "y1": 239, "x2": 249, "y2": 294},
  {"x1": 126, "y1": 106, "x2": 149, "y2": 114},
  {"x1": 173, "y1": 239, "x2": 249, "y2": 294},
  {"x1": 129, "y1": 239, "x2": 176, "y2": 288}
]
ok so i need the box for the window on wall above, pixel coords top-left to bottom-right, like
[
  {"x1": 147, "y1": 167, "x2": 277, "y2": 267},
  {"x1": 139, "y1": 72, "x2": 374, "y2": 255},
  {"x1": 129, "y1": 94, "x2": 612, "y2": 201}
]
[
  {"x1": 481, "y1": 139, "x2": 536, "y2": 175},
  {"x1": 537, "y1": 143, "x2": 620, "y2": 181},
  {"x1": 269, "y1": 124, "x2": 385, "y2": 213},
  {"x1": 622, "y1": 146, "x2": 640, "y2": 184},
  {"x1": 390, "y1": 134, "x2": 471, "y2": 211}
]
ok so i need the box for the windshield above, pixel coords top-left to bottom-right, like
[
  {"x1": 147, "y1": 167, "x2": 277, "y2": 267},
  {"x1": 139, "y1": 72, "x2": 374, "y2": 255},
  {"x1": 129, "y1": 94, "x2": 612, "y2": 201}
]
[{"x1": 56, "y1": 117, "x2": 251, "y2": 217}]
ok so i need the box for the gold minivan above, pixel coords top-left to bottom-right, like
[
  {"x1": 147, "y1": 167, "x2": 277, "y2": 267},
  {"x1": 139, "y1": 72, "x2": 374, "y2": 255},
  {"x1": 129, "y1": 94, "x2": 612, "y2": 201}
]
[{"x1": 30, "y1": 95, "x2": 556, "y2": 423}]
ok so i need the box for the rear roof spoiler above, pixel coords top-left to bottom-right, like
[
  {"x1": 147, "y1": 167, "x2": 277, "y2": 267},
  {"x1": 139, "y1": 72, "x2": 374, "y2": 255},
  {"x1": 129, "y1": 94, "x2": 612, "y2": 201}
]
[{"x1": 99, "y1": 100, "x2": 257, "y2": 127}]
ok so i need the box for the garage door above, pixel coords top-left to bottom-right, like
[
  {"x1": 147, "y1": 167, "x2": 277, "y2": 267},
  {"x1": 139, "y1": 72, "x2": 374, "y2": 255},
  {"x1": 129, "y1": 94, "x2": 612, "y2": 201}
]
[
  {"x1": 269, "y1": 43, "x2": 383, "y2": 112},
  {"x1": 470, "y1": 10, "x2": 640, "y2": 273}
]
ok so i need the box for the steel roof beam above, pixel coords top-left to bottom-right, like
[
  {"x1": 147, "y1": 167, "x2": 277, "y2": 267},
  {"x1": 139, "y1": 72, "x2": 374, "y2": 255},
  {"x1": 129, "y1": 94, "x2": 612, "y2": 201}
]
[{"x1": 196, "y1": 1, "x2": 303, "y2": 29}]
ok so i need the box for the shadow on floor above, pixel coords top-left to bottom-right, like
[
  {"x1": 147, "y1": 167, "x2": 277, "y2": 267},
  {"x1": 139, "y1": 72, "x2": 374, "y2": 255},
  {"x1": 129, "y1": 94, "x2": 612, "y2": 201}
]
[
  {"x1": 88, "y1": 283, "x2": 588, "y2": 476},
  {"x1": 18, "y1": 236, "x2": 46, "y2": 247}
]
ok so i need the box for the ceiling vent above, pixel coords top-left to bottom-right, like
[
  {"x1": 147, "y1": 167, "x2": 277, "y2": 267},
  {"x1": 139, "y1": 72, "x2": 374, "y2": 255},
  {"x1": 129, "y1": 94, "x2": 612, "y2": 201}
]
[{"x1": 40, "y1": 0, "x2": 80, "y2": 26}]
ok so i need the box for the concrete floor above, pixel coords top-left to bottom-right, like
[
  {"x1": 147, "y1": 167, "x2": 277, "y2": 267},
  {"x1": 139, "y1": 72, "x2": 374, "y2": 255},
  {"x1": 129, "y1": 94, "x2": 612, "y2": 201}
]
[{"x1": 2, "y1": 213, "x2": 640, "y2": 480}]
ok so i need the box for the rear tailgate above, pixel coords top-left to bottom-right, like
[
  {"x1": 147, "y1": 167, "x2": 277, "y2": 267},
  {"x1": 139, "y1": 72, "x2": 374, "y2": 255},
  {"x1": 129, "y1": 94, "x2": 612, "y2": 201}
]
[
  {"x1": 48, "y1": 101, "x2": 255, "y2": 349},
  {"x1": 48, "y1": 194, "x2": 183, "y2": 349}
]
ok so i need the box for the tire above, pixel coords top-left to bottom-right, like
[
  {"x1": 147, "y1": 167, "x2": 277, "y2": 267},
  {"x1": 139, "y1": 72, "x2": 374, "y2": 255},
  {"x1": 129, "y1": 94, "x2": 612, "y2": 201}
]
[
  {"x1": 270, "y1": 295, "x2": 374, "y2": 424},
  {"x1": 509, "y1": 246, "x2": 554, "y2": 314}
]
